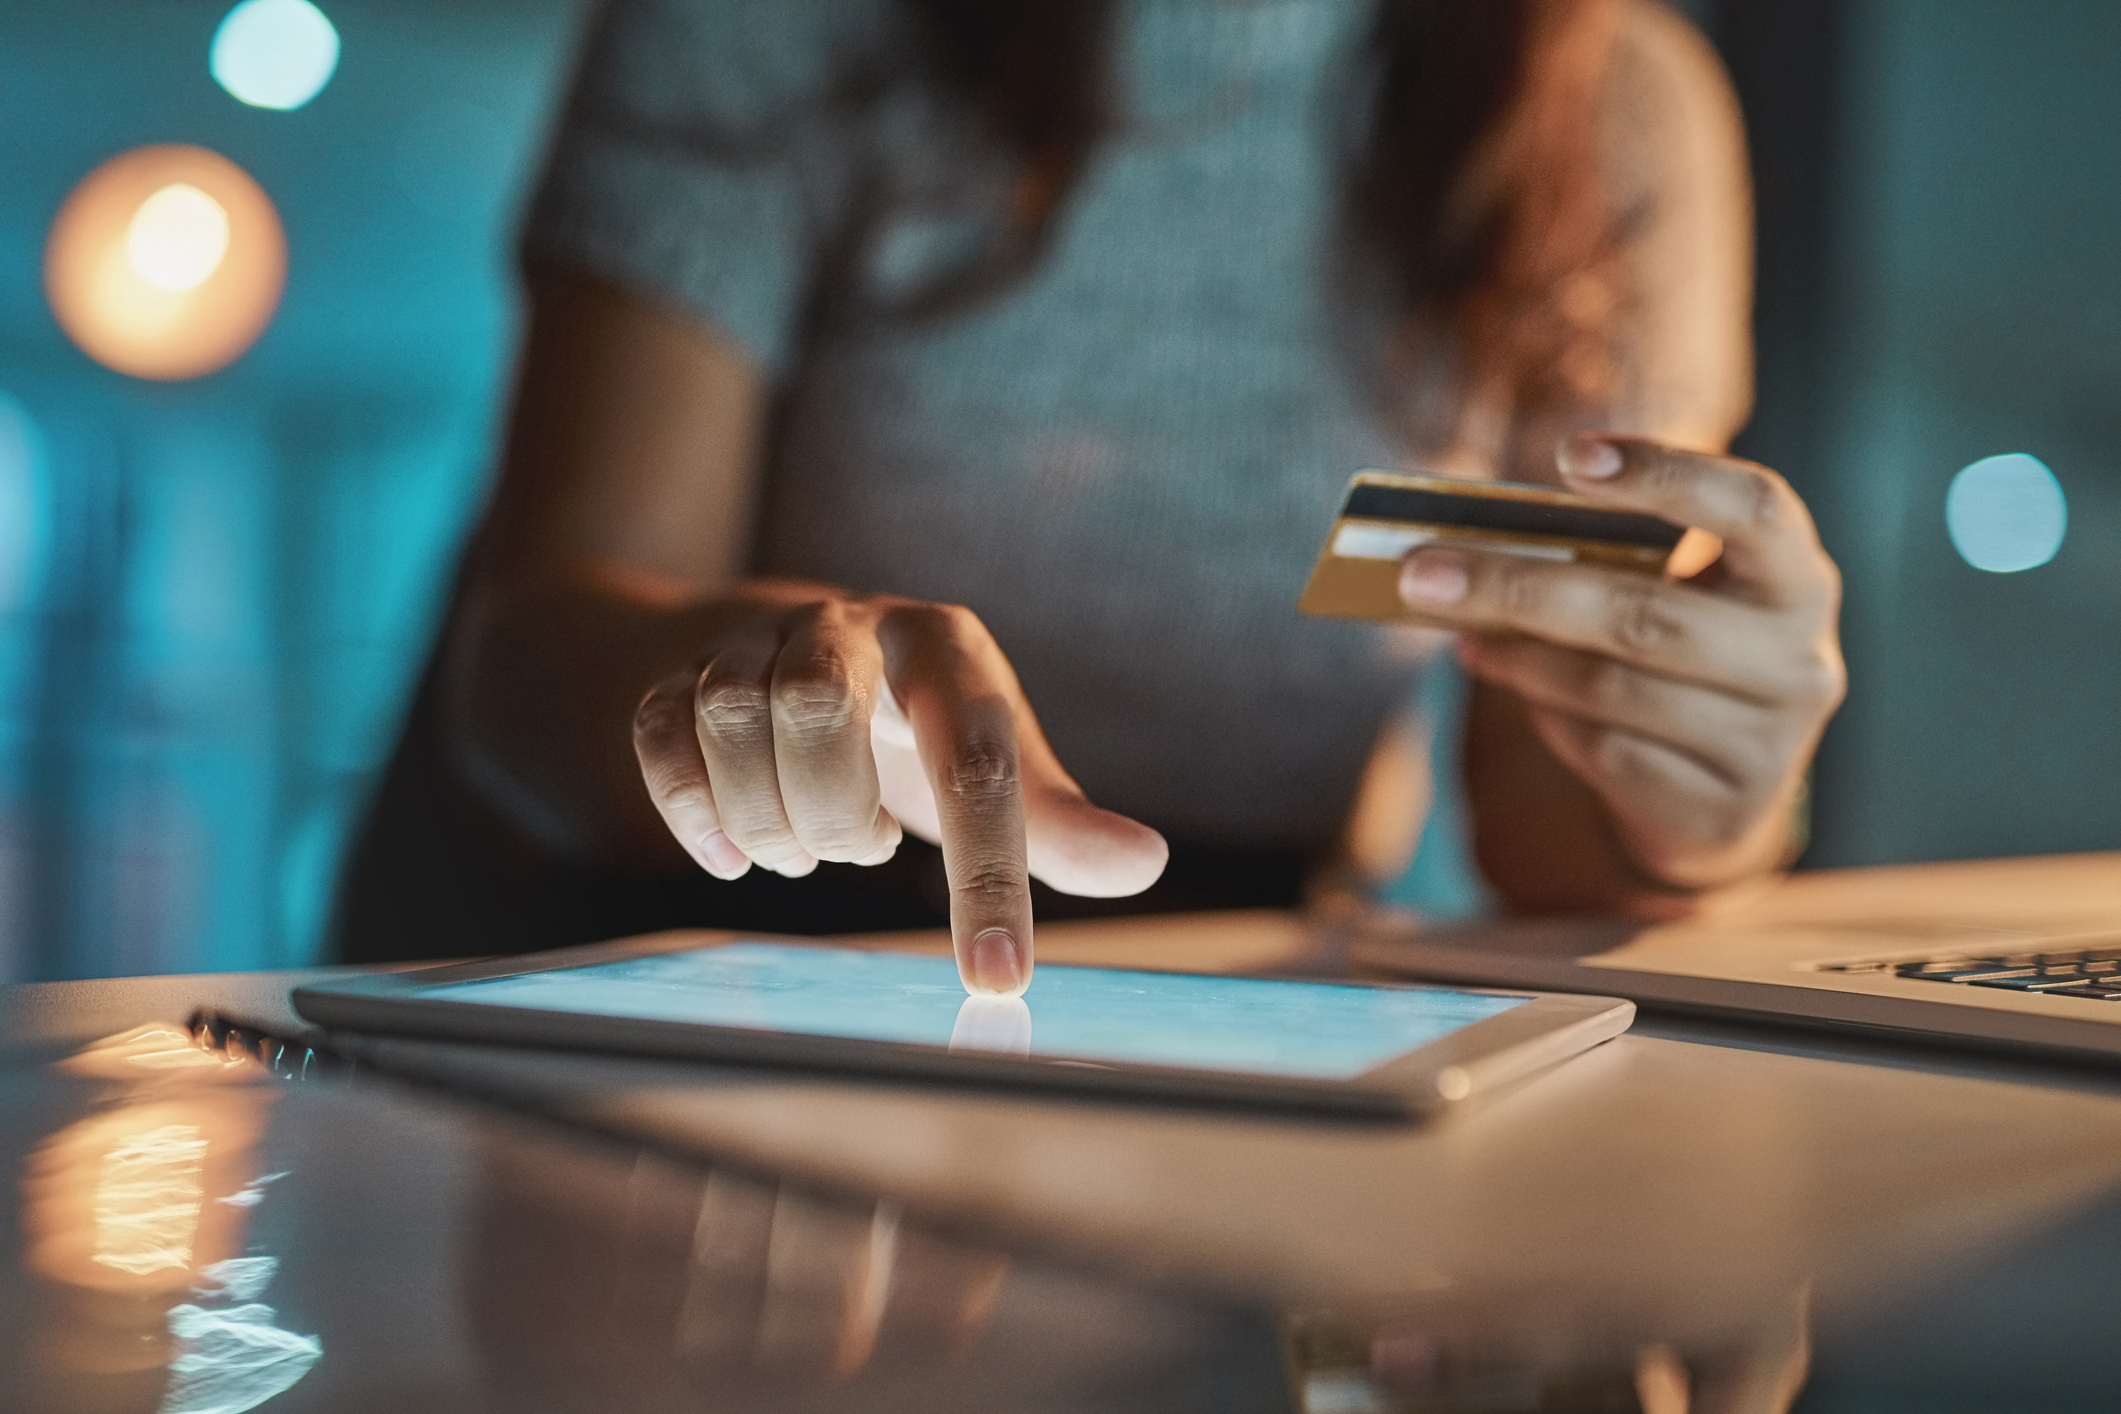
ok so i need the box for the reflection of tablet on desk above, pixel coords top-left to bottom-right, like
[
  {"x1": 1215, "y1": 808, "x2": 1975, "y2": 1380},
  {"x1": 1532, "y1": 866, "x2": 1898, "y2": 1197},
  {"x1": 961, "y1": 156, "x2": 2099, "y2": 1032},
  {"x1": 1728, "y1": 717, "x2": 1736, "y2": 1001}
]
[{"x1": 292, "y1": 936, "x2": 1634, "y2": 1118}]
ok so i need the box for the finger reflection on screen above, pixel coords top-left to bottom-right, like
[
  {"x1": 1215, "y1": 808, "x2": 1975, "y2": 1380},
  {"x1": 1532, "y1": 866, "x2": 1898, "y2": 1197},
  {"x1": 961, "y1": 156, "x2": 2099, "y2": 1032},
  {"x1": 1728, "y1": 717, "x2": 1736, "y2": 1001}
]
[{"x1": 948, "y1": 994, "x2": 1032, "y2": 1057}]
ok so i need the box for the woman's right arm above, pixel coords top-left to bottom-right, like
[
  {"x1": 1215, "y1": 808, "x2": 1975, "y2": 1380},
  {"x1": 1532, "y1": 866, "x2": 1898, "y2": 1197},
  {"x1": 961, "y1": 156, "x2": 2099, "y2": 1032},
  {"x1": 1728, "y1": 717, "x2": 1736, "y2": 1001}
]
[
  {"x1": 446, "y1": 272, "x2": 773, "y2": 866},
  {"x1": 441, "y1": 274, "x2": 1165, "y2": 991}
]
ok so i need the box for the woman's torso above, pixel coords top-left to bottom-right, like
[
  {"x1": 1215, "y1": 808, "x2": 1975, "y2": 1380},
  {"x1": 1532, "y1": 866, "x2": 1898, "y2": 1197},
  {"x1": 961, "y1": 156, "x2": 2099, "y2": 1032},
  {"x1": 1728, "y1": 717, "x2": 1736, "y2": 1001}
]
[{"x1": 759, "y1": 0, "x2": 1431, "y2": 852}]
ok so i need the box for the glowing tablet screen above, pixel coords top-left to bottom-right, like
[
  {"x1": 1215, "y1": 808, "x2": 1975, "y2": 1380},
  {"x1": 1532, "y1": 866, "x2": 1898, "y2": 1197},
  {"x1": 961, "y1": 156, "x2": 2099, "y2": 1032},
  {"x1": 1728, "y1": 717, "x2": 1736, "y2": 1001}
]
[{"x1": 426, "y1": 943, "x2": 1524, "y2": 1080}]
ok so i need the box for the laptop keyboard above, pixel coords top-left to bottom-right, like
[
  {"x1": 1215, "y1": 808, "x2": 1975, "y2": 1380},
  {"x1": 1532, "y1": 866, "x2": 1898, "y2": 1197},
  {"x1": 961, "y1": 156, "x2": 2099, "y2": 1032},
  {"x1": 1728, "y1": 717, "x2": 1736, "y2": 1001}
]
[{"x1": 1821, "y1": 947, "x2": 2121, "y2": 999}]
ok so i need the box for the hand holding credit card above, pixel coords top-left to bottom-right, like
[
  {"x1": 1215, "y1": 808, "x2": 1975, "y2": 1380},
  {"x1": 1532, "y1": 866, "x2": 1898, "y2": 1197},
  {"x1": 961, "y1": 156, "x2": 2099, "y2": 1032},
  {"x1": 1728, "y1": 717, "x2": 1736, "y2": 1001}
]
[
  {"x1": 1300, "y1": 469, "x2": 1690, "y2": 627},
  {"x1": 1302, "y1": 434, "x2": 1846, "y2": 896}
]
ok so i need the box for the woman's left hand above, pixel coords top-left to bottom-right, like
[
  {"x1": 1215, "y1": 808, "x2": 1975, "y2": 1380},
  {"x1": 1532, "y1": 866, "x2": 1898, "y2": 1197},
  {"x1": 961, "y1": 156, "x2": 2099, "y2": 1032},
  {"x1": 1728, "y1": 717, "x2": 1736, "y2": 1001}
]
[{"x1": 1399, "y1": 434, "x2": 1846, "y2": 892}]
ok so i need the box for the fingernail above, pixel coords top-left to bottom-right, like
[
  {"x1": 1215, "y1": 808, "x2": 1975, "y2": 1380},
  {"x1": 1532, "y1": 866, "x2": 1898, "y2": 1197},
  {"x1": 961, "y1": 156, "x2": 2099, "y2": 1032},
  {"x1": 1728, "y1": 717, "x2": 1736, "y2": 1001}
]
[
  {"x1": 1400, "y1": 554, "x2": 1468, "y2": 606},
  {"x1": 970, "y1": 929, "x2": 1025, "y2": 995},
  {"x1": 695, "y1": 831, "x2": 751, "y2": 880},
  {"x1": 771, "y1": 852, "x2": 818, "y2": 879},
  {"x1": 853, "y1": 842, "x2": 898, "y2": 867},
  {"x1": 1560, "y1": 435, "x2": 1624, "y2": 479}
]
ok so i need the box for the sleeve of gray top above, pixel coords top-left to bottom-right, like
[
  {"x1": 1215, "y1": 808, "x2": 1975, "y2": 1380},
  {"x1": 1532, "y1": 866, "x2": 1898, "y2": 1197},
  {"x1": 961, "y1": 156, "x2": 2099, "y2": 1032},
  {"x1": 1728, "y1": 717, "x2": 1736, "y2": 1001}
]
[{"x1": 520, "y1": 0, "x2": 885, "y2": 377}]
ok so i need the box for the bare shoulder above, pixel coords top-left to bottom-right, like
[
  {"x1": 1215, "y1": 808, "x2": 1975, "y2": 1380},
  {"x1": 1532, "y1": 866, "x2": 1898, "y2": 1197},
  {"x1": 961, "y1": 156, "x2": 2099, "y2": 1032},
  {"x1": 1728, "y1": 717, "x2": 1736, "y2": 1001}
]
[
  {"x1": 1608, "y1": 1, "x2": 1745, "y2": 147},
  {"x1": 1600, "y1": 3, "x2": 1755, "y2": 451},
  {"x1": 1602, "y1": 1, "x2": 1748, "y2": 215}
]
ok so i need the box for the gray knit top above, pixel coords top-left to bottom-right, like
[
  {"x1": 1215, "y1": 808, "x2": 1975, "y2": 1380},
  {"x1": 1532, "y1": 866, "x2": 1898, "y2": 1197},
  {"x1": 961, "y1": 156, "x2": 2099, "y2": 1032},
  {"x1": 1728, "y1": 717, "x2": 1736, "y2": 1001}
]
[{"x1": 523, "y1": 0, "x2": 1750, "y2": 854}]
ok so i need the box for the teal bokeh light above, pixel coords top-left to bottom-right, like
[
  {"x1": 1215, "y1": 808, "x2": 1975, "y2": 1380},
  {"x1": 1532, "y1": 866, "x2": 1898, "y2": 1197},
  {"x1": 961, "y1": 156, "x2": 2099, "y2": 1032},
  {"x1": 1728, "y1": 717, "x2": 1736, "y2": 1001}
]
[
  {"x1": 3, "y1": 0, "x2": 579, "y2": 981},
  {"x1": 0, "y1": 395, "x2": 48, "y2": 614},
  {"x1": 1945, "y1": 453, "x2": 2067, "y2": 573},
  {"x1": 210, "y1": 0, "x2": 340, "y2": 112}
]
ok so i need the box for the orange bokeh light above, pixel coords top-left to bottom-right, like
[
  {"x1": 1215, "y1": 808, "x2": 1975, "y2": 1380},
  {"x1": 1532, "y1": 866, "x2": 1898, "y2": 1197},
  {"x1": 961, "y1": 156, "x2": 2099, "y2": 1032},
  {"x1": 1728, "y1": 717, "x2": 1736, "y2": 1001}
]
[{"x1": 45, "y1": 144, "x2": 287, "y2": 381}]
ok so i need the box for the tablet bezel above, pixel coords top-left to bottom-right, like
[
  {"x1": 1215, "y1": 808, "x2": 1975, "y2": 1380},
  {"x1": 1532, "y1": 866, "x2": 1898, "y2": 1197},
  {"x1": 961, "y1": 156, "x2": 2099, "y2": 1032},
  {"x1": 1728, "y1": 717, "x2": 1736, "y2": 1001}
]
[{"x1": 291, "y1": 932, "x2": 1633, "y2": 1119}]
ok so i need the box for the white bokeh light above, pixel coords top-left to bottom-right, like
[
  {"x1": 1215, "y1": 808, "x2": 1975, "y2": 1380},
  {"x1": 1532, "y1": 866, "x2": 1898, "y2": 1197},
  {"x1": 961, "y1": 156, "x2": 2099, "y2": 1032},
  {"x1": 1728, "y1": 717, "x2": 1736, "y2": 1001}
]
[
  {"x1": 124, "y1": 185, "x2": 231, "y2": 292},
  {"x1": 210, "y1": 0, "x2": 341, "y2": 112},
  {"x1": 1945, "y1": 453, "x2": 2068, "y2": 573}
]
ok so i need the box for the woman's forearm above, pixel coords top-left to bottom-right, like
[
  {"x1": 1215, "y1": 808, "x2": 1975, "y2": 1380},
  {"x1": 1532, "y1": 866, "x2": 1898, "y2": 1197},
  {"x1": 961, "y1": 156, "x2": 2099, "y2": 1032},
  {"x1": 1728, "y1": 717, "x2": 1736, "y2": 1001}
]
[{"x1": 444, "y1": 271, "x2": 781, "y2": 866}]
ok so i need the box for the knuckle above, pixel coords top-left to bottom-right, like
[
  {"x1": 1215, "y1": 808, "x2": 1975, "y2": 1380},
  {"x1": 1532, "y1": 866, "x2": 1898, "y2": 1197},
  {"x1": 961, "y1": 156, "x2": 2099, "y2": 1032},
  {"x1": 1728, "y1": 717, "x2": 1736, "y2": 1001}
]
[
  {"x1": 632, "y1": 687, "x2": 690, "y2": 744},
  {"x1": 784, "y1": 795, "x2": 887, "y2": 857},
  {"x1": 816, "y1": 595, "x2": 878, "y2": 638},
  {"x1": 1493, "y1": 563, "x2": 1551, "y2": 623},
  {"x1": 639, "y1": 757, "x2": 709, "y2": 809},
  {"x1": 944, "y1": 742, "x2": 1019, "y2": 801},
  {"x1": 900, "y1": 601, "x2": 959, "y2": 638},
  {"x1": 1815, "y1": 551, "x2": 1845, "y2": 606},
  {"x1": 911, "y1": 601, "x2": 991, "y2": 654},
  {"x1": 1638, "y1": 448, "x2": 1690, "y2": 499},
  {"x1": 773, "y1": 660, "x2": 865, "y2": 740},
  {"x1": 717, "y1": 799, "x2": 795, "y2": 850},
  {"x1": 1609, "y1": 581, "x2": 1683, "y2": 656},
  {"x1": 951, "y1": 861, "x2": 1023, "y2": 909},
  {"x1": 933, "y1": 601, "x2": 984, "y2": 636},
  {"x1": 694, "y1": 676, "x2": 772, "y2": 742},
  {"x1": 795, "y1": 819, "x2": 879, "y2": 860},
  {"x1": 1733, "y1": 468, "x2": 1788, "y2": 534},
  {"x1": 1796, "y1": 652, "x2": 1848, "y2": 711}
]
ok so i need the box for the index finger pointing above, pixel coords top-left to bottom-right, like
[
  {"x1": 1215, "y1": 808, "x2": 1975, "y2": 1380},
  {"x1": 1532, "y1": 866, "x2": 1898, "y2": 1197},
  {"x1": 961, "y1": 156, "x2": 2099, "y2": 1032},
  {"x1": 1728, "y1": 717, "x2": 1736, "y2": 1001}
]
[
  {"x1": 877, "y1": 604, "x2": 1032, "y2": 996},
  {"x1": 1558, "y1": 434, "x2": 1831, "y2": 605}
]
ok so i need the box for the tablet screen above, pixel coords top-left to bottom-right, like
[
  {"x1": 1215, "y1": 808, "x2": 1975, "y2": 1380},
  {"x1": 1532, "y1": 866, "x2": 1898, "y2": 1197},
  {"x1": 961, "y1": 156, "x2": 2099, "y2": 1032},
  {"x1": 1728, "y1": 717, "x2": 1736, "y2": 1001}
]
[{"x1": 422, "y1": 943, "x2": 1524, "y2": 1080}]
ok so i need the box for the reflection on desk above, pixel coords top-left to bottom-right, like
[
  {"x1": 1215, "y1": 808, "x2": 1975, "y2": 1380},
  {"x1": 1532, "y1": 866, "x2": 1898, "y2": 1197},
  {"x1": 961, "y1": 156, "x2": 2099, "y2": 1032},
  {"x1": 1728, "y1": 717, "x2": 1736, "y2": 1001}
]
[
  {"x1": 8, "y1": 1021, "x2": 1288, "y2": 1414},
  {"x1": 6, "y1": 1019, "x2": 1817, "y2": 1414},
  {"x1": 951, "y1": 994, "x2": 1033, "y2": 1057},
  {"x1": 2, "y1": 1003, "x2": 2116, "y2": 1413},
  {"x1": 16, "y1": 1027, "x2": 317, "y2": 1414}
]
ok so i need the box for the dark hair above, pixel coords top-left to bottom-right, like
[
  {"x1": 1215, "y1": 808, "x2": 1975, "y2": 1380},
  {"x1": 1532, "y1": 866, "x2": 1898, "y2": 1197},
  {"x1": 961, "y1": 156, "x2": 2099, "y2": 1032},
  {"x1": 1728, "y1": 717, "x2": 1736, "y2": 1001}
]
[{"x1": 904, "y1": 0, "x2": 1627, "y2": 429}]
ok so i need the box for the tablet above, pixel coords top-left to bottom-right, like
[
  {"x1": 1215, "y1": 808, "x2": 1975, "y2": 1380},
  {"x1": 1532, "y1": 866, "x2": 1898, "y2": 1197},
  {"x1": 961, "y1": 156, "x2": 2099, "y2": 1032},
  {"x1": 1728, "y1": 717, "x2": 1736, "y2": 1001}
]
[{"x1": 292, "y1": 935, "x2": 1634, "y2": 1118}]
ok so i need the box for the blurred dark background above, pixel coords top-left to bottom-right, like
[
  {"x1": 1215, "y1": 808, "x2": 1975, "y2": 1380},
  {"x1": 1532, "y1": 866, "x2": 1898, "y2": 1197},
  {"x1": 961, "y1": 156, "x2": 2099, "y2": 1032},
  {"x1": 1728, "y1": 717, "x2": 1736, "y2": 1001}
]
[{"x1": 1, "y1": 0, "x2": 2115, "y2": 981}]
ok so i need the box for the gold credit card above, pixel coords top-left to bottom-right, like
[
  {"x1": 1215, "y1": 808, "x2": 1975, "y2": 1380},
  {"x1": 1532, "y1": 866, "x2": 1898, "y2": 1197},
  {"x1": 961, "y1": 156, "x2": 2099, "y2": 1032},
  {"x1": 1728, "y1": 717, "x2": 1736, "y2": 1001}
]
[{"x1": 1299, "y1": 470, "x2": 1688, "y2": 626}]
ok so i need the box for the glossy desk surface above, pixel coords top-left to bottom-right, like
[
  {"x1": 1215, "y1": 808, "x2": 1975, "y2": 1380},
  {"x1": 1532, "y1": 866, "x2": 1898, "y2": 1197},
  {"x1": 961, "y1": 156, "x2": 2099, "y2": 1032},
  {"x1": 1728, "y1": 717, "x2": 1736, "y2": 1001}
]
[{"x1": 5, "y1": 895, "x2": 2121, "y2": 1413}]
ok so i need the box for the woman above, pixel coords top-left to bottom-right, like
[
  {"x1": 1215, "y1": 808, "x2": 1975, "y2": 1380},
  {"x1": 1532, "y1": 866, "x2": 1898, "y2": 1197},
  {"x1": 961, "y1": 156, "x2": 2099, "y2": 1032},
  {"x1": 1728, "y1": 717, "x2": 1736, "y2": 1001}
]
[{"x1": 334, "y1": 0, "x2": 1843, "y2": 995}]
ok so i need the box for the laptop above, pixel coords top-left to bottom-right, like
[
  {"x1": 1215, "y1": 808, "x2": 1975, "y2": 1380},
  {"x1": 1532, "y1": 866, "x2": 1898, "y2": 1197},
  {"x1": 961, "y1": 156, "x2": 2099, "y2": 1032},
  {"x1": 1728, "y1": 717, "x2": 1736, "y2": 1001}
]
[{"x1": 1351, "y1": 851, "x2": 2121, "y2": 1066}]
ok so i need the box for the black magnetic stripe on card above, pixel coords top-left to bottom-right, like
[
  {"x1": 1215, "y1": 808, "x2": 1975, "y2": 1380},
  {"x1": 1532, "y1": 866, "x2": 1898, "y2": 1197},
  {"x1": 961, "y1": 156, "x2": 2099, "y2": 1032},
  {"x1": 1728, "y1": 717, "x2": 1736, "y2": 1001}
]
[{"x1": 1341, "y1": 485, "x2": 1687, "y2": 549}]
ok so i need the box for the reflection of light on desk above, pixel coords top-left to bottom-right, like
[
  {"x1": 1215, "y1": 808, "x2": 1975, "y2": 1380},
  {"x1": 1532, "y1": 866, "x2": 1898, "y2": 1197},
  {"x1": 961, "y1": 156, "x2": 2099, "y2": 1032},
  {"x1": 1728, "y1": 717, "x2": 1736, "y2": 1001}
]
[
  {"x1": 162, "y1": 1297, "x2": 324, "y2": 1414},
  {"x1": 211, "y1": 0, "x2": 341, "y2": 111},
  {"x1": 45, "y1": 145, "x2": 286, "y2": 381},
  {"x1": 27, "y1": 1103, "x2": 259, "y2": 1296},
  {"x1": 60, "y1": 1023, "x2": 251, "y2": 1078},
  {"x1": 1946, "y1": 453, "x2": 2067, "y2": 572},
  {"x1": 27, "y1": 1031, "x2": 272, "y2": 1298},
  {"x1": 949, "y1": 994, "x2": 1033, "y2": 1057},
  {"x1": 22, "y1": 1028, "x2": 322, "y2": 1408},
  {"x1": 93, "y1": 1123, "x2": 209, "y2": 1276}
]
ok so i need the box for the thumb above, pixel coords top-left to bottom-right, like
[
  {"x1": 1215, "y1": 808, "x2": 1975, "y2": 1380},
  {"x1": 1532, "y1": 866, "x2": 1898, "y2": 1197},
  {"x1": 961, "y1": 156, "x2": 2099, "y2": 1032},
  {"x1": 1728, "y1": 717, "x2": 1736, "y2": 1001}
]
[{"x1": 1025, "y1": 790, "x2": 1169, "y2": 897}]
